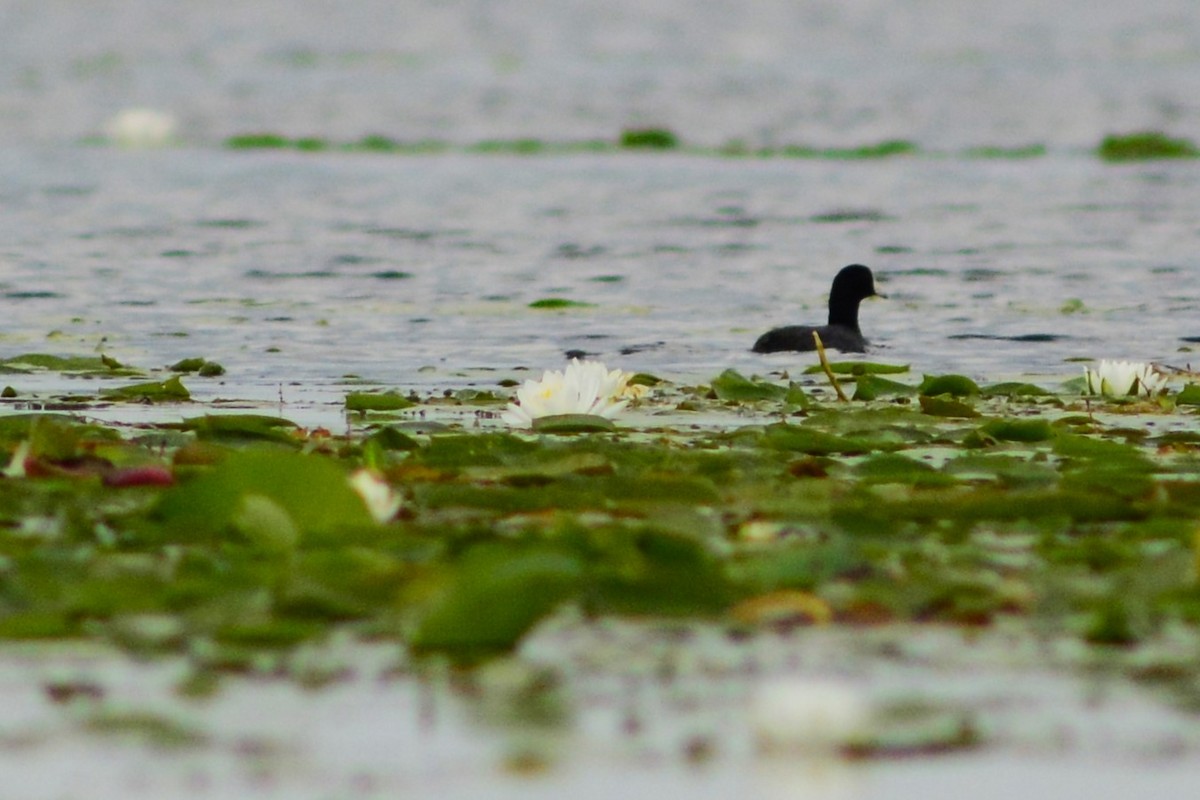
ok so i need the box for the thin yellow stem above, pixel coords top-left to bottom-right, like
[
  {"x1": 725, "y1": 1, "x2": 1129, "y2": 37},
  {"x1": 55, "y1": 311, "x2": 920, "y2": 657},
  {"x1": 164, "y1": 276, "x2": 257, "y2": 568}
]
[{"x1": 812, "y1": 331, "x2": 848, "y2": 402}]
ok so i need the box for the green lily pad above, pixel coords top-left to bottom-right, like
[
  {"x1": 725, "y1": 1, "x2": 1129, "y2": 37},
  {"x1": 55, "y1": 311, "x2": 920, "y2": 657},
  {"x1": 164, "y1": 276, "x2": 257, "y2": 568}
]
[
  {"x1": 919, "y1": 395, "x2": 980, "y2": 418},
  {"x1": 854, "y1": 453, "x2": 957, "y2": 486},
  {"x1": 102, "y1": 376, "x2": 190, "y2": 402},
  {"x1": 154, "y1": 450, "x2": 374, "y2": 541},
  {"x1": 803, "y1": 361, "x2": 909, "y2": 376},
  {"x1": 409, "y1": 544, "x2": 584, "y2": 657},
  {"x1": 169, "y1": 358, "x2": 207, "y2": 373},
  {"x1": 2, "y1": 353, "x2": 117, "y2": 372},
  {"x1": 761, "y1": 422, "x2": 902, "y2": 455},
  {"x1": 972, "y1": 418, "x2": 1056, "y2": 443},
  {"x1": 345, "y1": 392, "x2": 415, "y2": 412},
  {"x1": 919, "y1": 374, "x2": 981, "y2": 397},
  {"x1": 589, "y1": 528, "x2": 732, "y2": 616},
  {"x1": 532, "y1": 414, "x2": 617, "y2": 434},
  {"x1": 711, "y1": 369, "x2": 788, "y2": 402},
  {"x1": 853, "y1": 374, "x2": 918, "y2": 401},
  {"x1": 981, "y1": 382, "x2": 1052, "y2": 397},
  {"x1": 527, "y1": 298, "x2": 595, "y2": 309},
  {"x1": 181, "y1": 414, "x2": 300, "y2": 445},
  {"x1": 366, "y1": 426, "x2": 421, "y2": 451},
  {"x1": 1176, "y1": 384, "x2": 1200, "y2": 406}
]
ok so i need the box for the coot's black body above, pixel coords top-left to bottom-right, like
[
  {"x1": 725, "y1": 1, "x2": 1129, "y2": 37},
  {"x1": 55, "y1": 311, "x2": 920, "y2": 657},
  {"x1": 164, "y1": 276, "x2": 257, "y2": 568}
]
[{"x1": 753, "y1": 264, "x2": 881, "y2": 353}]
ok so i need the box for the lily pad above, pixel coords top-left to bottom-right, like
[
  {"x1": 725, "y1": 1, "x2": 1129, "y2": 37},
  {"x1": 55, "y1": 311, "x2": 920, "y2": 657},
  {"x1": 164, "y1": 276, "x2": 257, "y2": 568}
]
[
  {"x1": 854, "y1": 453, "x2": 957, "y2": 487},
  {"x1": 102, "y1": 376, "x2": 190, "y2": 402},
  {"x1": 345, "y1": 392, "x2": 415, "y2": 412},
  {"x1": 409, "y1": 544, "x2": 584, "y2": 657},
  {"x1": 711, "y1": 369, "x2": 788, "y2": 402},
  {"x1": 527, "y1": 298, "x2": 595, "y2": 309},
  {"x1": 919, "y1": 374, "x2": 981, "y2": 397},
  {"x1": 803, "y1": 362, "x2": 910, "y2": 376},
  {"x1": 853, "y1": 374, "x2": 918, "y2": 401},
  {"x1": 972, "y1": 418, "x2": 1056, "y2": 443},
  {"x1": 981, "y1": 382, "x2": 1052, "y2": 397},
  {"x1": 532, "y1": 414, "x2": 617, "y2": 434},
  {"x1": 154, "y1": 450, "x2": 375, "y2": 541},
  {"x1": 918, "y1": 395, "x2": 980, "y2": 418},
  {"x1": 1176, "y1": 384, "x2": 1200, "y2": 406},
  {"x1": 181, "y1": 414, "x2": 300, "y2": 445}
]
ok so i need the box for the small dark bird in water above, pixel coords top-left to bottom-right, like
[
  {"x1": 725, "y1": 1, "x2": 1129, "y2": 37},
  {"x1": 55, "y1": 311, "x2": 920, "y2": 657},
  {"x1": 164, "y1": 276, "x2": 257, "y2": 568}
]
[{"x1": 752, "y1": 264, "x2": 883, "y2": 353}]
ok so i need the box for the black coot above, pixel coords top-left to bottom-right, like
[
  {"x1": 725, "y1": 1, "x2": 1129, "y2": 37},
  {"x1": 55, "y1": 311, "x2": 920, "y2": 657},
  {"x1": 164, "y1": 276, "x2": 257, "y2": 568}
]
[{"x1": 752, "y1": 264, "x2": 882, "y2": 353}]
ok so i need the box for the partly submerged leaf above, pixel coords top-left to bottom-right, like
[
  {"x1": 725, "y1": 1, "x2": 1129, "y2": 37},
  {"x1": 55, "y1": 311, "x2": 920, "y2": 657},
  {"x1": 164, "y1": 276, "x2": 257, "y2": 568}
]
[{"x1": 711, "y1": 369, "x2": 788, "y2": 402}]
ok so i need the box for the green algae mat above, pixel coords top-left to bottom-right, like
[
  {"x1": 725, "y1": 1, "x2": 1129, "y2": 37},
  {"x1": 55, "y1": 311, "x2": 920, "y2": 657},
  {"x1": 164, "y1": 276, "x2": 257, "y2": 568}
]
[{"x1": 2, "y1": 359, "x2": 1200, "y2": 712}]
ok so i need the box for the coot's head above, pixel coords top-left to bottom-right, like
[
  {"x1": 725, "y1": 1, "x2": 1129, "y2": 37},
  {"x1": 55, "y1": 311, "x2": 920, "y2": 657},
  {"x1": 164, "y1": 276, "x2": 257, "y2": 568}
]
[
  {"x1": 827, "y1": 264, "x2": 883, "y2": 328},
  {"x1": 831, "y1": 264, "x2": 881, "y2": 301}
]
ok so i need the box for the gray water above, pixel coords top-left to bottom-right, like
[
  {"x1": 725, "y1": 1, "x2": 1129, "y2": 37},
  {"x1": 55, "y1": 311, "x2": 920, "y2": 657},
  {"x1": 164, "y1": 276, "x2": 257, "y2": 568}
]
[
  {"x1": 3, "y1": 149, "x2": 1199, "y2": 412},
  {"x1": 3, "y1": 2, "x2": 1200, "y2": 798}
]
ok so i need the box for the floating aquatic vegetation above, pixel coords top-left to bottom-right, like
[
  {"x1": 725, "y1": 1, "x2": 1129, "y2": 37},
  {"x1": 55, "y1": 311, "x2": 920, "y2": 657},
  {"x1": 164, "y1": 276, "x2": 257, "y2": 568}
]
[
  {"x1": 619, "y1": 127, "x2": 679, "y2": 150},
  {"x1": 2, "y1": 356, "x2": 1200, "y2": 717},
  {"x1": 527, "y1": 298, "x2": 595, "y2": 309},
  {"x1": 710, "y1": 369, "x2": 790, "y2": 402},
  {"x1": 501, "y1": 360, "x2": 635, "y2": 429},
  {"x1": 1098, "y1": 131, "x2": 1199, "y2": 161},
  {"x1": 169, "y1": 357, "x2": 225, "y2": 376},
  {"x1": 101, "y1": 376, "x2": 190, "y2": 402},
  {"x1": 1082, "y1": 360, "x2": 1168, "y2": 398},
  {"x1": 345, "y1": 391, "x2": 415, "y2": 413}
]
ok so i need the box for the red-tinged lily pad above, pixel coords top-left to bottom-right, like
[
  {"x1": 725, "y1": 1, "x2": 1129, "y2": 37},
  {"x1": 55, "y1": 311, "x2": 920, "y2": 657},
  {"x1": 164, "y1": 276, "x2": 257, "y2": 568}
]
[
  {"x1": 103, "y1": 465, "x2": 175, "y2": 487},
  {"x1": 531, "y1": 414, "x2": 616, "y2": 433}
]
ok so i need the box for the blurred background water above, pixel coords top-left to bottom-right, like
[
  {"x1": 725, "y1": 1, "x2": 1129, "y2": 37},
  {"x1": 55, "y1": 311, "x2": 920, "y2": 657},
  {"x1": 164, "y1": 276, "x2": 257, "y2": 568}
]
[{"x1": 2, "y1": 0, "x2": 1200, "y2": 409}]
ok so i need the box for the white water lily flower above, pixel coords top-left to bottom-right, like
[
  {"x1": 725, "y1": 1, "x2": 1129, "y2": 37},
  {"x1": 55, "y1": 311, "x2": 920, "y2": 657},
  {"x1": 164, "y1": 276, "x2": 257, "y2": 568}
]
[
  {"x1": 502, "y1": 359, "x2": 634, "y2": 428},
  {"x1": 1083, "y1": 360, "x2": 1168, "y2": 398},
  {"x1": 348, "y1": 469, "x2": 402, "y2": 523}
]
